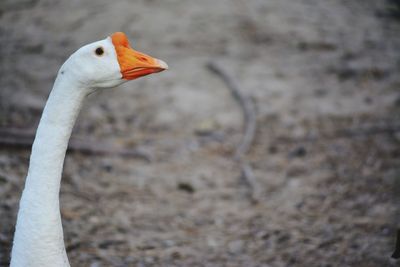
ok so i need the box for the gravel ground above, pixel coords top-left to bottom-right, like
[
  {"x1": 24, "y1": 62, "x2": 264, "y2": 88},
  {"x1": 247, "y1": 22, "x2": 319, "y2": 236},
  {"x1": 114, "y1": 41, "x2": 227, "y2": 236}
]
[{"x1": 1, "y1": 0, "x2": 400, "y2": 266}]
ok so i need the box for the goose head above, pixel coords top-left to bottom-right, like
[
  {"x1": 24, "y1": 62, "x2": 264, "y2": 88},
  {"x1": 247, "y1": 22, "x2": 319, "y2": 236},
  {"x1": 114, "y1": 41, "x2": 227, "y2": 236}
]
[{"x1": 60, "y1": 32, "x2": 168, "y2": 89}]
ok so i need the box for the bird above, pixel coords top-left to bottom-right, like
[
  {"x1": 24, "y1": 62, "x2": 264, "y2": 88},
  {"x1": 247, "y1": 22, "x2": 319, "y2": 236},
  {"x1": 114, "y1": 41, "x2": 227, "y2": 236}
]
[{"x1": 10, "y1": 32, "x2": 168, "y2": 267}]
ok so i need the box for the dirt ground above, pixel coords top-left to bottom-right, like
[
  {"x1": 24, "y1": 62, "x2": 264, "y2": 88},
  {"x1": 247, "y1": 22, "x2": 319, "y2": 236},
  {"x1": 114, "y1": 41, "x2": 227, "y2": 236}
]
[{"x1": 1, "y1": 0, "x2": 400, "y2": 266}]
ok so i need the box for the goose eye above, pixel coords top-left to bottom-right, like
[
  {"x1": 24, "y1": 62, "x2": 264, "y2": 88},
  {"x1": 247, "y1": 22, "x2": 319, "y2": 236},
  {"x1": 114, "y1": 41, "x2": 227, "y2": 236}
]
[{"x1": 95, "y1": 47, "x2": 104, "y2": 56}]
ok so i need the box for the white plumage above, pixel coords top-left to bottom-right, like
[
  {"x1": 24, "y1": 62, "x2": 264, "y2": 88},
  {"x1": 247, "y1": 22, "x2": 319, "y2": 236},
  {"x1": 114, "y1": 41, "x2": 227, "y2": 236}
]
[{"x1": 10, "y1": 32, "x2": 167, "y2": 267}]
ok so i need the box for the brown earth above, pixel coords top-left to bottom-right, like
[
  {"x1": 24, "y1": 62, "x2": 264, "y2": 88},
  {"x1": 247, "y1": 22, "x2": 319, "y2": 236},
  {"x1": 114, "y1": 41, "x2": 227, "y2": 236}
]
[{"x1": 1, "y1": 0, "x2": 400, "y2": 266}]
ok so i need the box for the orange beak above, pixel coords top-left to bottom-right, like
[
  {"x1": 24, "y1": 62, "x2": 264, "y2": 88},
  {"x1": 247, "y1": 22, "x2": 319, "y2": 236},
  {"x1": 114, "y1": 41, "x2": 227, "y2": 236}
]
[{"x1": 111, "y1": 32, "x2": 168, "y2": 80}]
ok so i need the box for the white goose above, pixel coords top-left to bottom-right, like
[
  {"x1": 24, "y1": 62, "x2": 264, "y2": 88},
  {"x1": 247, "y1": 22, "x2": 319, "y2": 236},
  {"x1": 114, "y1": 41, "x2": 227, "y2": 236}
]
[{"x1": 10, "y1": 32, "x2": 168, "y2": 267}]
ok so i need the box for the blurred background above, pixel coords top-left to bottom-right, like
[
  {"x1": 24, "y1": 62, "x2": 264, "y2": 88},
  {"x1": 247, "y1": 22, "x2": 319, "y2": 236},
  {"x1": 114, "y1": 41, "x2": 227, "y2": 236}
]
[{"x1": 1, "y1": 0, "x2": 400, "y2": 266}]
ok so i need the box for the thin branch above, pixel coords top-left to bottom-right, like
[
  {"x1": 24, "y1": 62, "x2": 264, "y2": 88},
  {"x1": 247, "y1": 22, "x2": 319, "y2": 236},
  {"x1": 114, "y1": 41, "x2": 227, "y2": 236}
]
[
  {"x1": 240, "y1": 163, "x2": 262, "y2": 204},
  {"x1": 207, "y1": 61, "x2": 260, "y2": 203},
  {"x1": 207, "y1": 61, "x2": 257, "y2": 160},
  {"x1": 0, "y1": 127, "x2": 151, "y2": 162},
  {"x1": 334, "y1": 124, "x2": 400, "y2": 138},
  {"x1": 276, "y1": 123, "x2": 400, "y2": 143}
]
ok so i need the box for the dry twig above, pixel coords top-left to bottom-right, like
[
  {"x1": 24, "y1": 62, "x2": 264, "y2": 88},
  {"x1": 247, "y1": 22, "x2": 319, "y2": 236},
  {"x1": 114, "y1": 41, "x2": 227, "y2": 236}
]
[
  {"x1": 276, "y1": 123, "x2": 400, "y2": 143},
  {"x1": 207, "y1": 61, "x2": 260, "y2": 203},
  {"x1": 0, "y1": 127, "x2": 151, "y2": 161},
  {"x1": 240, "y1": 163, "x2": 262, "y2": 204},
  {"x1": 207, "y1": 61, "x2": 257, "y2": 160}
]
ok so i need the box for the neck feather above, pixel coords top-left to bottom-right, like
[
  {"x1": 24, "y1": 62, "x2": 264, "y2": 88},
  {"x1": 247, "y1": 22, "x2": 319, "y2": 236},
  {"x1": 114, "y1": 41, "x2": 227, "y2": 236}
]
[{"x1": 11, "y1": 73, "x2": 87, "y2": 267}]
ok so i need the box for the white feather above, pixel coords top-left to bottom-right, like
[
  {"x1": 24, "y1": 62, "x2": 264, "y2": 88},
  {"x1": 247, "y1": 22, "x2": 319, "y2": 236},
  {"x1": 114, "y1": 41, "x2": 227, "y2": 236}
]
[{"x1": 10, "y1": 36, "x2": 125, "y2": 267}]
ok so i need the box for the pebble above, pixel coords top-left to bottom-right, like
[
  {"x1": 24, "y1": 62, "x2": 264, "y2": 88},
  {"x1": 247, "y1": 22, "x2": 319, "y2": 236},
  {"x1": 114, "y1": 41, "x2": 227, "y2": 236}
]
[
  {"x1": 288, "y1": 146, "x2": 307, "y2": 158},
  {"x1": 228, "y1": 240, "x2": 244, "y2": 254}
]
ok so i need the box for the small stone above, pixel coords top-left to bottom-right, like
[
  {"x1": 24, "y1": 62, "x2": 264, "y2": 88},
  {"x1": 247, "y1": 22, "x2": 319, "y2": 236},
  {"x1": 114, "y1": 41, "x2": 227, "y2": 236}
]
[
  {"x1": 89, "y1": 216, "x2": 100, "y2": 224},
  {"x1": 268, "y1": 145, "x2": 278, "y2": 154},
  {"x1": 364, "y1": 96, "x2": 373, "y2": 104},
  {"x1": 194, "y1": 119, "x2": 219, "y2": 136},
  {"x1": 288, "y1": 146, "x2": 307, "y2": 158},
  {"x1": 177, "y1": 182, "x2": 195, "y2": 194},
  {"x1": 207, "y1": 237, "x2": 218, "y2": 248},
  {"x1": 90, "y1": 262, "x2": 101, "y2": 267},
  {"x1": 228, "y1": 240, "x2": 244, "y2": 254},
  {"x1": 314, "y1": 88, "x2": 327, "y2": 97},
  {"x1": 144, "y1": 256, "x2": 155, "y2": 264},
  {"x1": 163, "y1": 239, "x2": 175, "y2": 247},
  {"x1": 171, "y1": 251, "x2": 181, "y2": 259}
]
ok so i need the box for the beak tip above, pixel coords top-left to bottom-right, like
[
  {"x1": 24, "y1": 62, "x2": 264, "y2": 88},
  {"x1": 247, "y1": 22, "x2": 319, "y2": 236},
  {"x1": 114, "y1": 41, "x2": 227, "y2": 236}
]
[{"x1": 157, "y1": 59, "x2": 169, "y2": 70}]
